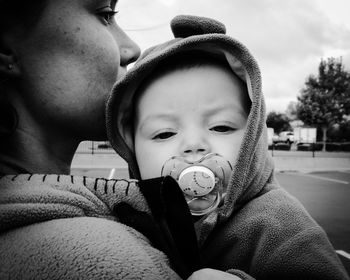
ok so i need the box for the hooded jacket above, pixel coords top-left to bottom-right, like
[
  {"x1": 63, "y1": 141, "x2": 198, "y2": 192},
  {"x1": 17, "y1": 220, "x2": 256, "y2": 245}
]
[
  {"x1": 0, "y1": 174, "x2": 180, "y2": 279},
  {"x1": 106, "y1": 15, "x2": 349, "y2": 279}
]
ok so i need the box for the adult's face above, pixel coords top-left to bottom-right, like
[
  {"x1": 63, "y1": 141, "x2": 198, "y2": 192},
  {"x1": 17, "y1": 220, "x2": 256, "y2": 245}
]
[{"x1": 13, "y1": 0, "x2": 140, "y2": 140}]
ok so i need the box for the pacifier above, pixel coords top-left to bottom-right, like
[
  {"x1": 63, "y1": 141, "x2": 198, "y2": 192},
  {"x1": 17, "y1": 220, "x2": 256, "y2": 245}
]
[{"x1": 161, "y1": 153, "x2": 232, "y2": 216}]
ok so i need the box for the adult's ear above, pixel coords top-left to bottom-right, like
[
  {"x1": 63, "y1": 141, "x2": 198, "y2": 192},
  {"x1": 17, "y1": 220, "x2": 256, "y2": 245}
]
[
  {"x1": 0, "y1": 37, "x2": 20, "y2": 78},
  {"x1": 0, "y1": 53, "x2": 20, "y2": 78}
]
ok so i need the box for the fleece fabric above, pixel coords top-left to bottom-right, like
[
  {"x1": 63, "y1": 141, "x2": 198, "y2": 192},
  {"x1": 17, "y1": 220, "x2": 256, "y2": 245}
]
[
  {"x1": 0, "y1": 174, "x2": 180, "y2": 280},
  {"x1": 106, "y1": 15, "x2": 350, "y2": 279}
]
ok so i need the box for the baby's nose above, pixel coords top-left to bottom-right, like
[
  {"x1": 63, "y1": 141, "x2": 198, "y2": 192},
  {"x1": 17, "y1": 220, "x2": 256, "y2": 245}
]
[
  {"x1": 181, "y1": 134, "x2": 211, "y2": 160},
  {"x1": 183, "y1": 147, "x2": 207, "y2": 155}
]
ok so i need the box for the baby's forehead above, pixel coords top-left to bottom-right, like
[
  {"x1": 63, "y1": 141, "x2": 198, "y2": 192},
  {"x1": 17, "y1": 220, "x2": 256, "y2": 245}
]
[{"x1": 136, "y1": 54, "x2": 251, "y2": 115}]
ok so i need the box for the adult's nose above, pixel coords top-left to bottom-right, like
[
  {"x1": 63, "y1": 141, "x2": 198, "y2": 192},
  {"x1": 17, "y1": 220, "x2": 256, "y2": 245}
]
[{"x1": 118, "y1": 29, "x2": 141, "y2": 66}]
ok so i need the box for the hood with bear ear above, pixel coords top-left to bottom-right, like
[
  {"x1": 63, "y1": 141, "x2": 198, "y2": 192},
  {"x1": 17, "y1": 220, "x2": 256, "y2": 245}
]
[{"x1": 106, "y1": 15, "x2": 275, "y2": 226}]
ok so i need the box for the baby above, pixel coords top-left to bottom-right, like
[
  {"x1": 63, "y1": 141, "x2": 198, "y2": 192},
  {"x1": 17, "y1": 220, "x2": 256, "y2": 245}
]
[{"x1": 107, "y1": 15, "x2": 349, "y2": 280}]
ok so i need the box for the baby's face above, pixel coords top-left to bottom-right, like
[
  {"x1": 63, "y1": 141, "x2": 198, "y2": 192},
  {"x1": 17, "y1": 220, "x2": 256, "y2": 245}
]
[{"x1": 134, "y1": 64, "x2": 249, "y2": 180}]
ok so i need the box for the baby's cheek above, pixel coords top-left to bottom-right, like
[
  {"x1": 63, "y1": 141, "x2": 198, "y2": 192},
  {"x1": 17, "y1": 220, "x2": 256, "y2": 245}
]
[
  {"x1": 225, "y1": 133, "x2": 246, "y2": 165},
  {"x1": 137, "y1": 148, "x2": 161, "y2": 179}
]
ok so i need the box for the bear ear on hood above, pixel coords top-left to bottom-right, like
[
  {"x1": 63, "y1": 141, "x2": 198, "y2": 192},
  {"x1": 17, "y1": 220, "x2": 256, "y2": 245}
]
[
  {"x1": 171, "y1": 15, "x2": 226, "y2": 38},
  {"x1": 106, "y1": 14, "x2": 262, "y2": 180}
]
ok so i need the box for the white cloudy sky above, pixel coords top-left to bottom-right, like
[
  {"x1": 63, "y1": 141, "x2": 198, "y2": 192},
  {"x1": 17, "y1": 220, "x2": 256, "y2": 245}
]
[{"x1": 117, "y1": 0, "x2": 350, "y2": 113}]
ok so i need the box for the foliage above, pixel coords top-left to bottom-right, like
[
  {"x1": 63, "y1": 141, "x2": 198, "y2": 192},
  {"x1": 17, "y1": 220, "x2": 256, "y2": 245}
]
[
  {"x1": 266, "y1": 111, "x2": 291, "y2": 134},
  {"x1": 327, "y1": 121, "x2": 350, "y2": 142},
  {"x1": 296, "y1": 57, "x2": 350, "y2": 128},
  {"x1": 285, "y1": 101, "x2": 298, "y2": 121}
]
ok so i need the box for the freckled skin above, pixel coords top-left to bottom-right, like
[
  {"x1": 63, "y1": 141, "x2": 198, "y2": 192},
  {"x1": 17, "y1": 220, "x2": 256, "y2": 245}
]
[
  {"x1": 10, "y1": 0, "x2": 140, "y2": 141},
  {"x1": 11, "y1": 0, "x2": 138, "y2": 138},
  {"x1": 1, "y1": 0, "x2": 140, "y2": 173}
]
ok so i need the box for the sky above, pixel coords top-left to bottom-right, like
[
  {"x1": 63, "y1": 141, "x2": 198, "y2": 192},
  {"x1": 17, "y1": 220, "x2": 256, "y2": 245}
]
[{"x1": 117, "y1": 0, "x2": 350, "y2": 113}]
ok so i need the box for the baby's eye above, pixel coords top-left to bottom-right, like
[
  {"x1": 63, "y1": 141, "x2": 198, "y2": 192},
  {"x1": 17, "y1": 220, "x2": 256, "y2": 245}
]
[
  {"x1": 210, "y1": 125, "x2": 235, "y2": 133},
  {"x1": 152, "y1": 131, "x2": 176, "y2": 140}
]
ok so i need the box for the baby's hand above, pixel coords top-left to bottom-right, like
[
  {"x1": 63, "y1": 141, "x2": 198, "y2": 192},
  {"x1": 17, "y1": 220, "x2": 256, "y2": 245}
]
[{"x1": 187, "y1": 268, "x2": 242, "y2": 280}]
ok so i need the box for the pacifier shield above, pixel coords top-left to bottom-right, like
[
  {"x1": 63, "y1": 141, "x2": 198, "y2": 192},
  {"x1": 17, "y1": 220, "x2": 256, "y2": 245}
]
[{"x1": 178, "y1": 166, "x2": 216, "y2": 196}]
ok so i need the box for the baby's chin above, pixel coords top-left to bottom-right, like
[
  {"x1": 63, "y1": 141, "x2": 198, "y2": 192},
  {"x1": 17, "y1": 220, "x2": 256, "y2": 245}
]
[
  {"x1": 186, "y1": 193, "x2": 218, "y2": 212},
  {"x1": 188, "y1": 200, "x2": 213, "y2": 211}
]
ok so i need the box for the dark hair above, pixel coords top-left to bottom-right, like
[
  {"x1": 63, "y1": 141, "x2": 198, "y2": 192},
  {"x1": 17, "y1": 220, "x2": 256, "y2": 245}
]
[
  {"x1": 0, "y1": 1, "x2": 47, "y2": 34},
  {"x1": 0, "y1": 1, "x2": 47, "y2": 137}
]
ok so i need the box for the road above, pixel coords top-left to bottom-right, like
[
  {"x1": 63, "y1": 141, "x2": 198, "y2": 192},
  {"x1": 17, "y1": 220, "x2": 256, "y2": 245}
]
[{"x1": 276, "y1": 170, "x2": 350, "y2": 274}]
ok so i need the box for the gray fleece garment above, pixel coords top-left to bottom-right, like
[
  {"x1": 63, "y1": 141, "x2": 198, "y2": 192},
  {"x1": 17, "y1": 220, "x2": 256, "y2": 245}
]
[
  {"x1": 106, "y1": 15, "x2": 350, "y2": 280},
  {"x1": 0, "y1": 174, "x2": 180, "y2": 279}
]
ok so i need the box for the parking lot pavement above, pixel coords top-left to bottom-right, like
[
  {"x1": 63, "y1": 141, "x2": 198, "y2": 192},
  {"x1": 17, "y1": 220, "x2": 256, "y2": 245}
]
[
  {"x1": 276, "y1": 170, "x2": 350, "y2": 274},
  {"x1": 71, "y1": 167, "x2": 350, "y2": 275}
]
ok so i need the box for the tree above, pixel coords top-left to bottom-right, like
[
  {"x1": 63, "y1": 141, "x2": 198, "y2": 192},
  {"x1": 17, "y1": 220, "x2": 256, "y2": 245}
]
[
  {"x1": 327, "y1": 120, "x2": 350, "y2": 142},
  {"x1": 266, "y1": 111, "x2": 291, "y2": 134},
  {"x1": 296, "y1": 57, "x2": 350, "y2": 151},
  {"x1": 285, "y1": 101, "x2": 298, "y2": 121}
]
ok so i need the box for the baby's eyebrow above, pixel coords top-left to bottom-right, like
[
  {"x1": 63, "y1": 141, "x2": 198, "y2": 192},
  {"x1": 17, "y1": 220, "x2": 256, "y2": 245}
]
[
  {"x1": 138, "y1": 114, "x2": 177, "y2": 130},
  {"x1": 204, "y1": 104, "x2": 247, "y2": 118}
]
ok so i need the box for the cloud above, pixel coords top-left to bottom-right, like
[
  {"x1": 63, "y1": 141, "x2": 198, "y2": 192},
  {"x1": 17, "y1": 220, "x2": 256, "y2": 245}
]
[{"x1": 119, "y1": 0, "x2": 350, "y2": 113}]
